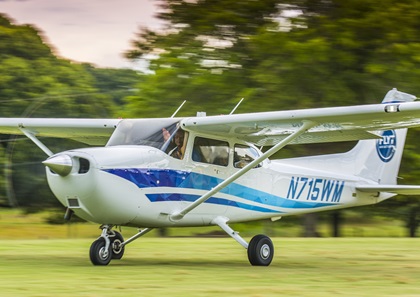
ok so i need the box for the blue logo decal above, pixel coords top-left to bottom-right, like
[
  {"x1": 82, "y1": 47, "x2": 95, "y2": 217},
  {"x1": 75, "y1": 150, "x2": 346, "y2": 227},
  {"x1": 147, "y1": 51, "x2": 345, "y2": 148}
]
[{"x1": 376, "y1": 130, "x2": 396, "y2": 163}]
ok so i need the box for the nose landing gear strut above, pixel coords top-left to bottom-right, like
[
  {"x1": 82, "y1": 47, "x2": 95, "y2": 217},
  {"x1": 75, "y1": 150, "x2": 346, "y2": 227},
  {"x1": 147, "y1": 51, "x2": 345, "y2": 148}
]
[
  {"x1": 89, "y1": 225, "x2": 153, "y2": 265},
  {"x1": 89, "y1": 225, "x2": 125, "y2": 265}
]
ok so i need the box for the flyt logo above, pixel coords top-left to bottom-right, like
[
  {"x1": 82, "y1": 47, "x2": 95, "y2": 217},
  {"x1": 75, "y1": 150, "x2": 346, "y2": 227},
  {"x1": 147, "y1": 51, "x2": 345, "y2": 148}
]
[{"x1": 376, "y1": 130, "x2": 396, "y2": 163}]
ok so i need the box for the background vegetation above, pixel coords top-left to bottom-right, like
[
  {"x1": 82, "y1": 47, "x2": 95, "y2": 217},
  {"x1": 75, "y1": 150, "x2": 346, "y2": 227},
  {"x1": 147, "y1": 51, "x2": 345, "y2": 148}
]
[{"x1": 1, "y1": 0, "x2": 420, "y2": 237}]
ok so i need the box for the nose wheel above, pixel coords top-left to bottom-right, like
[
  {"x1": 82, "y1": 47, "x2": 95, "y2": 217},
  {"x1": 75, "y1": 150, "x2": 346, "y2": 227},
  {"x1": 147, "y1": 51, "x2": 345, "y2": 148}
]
[
  {"x1": 90, "y1": 237, "x2": 112, "y2": 265},
  {"x1": 89, "y1": 226, "x2": 125, "y2": 265}
]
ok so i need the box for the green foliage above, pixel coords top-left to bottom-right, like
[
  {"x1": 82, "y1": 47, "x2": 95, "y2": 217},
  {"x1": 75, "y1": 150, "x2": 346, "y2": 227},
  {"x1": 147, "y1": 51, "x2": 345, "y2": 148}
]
[
  {"x1": 0, "y1": 14, "x2": 139, "y2": 208},
  {"x1": 82, "y1": 64, "x2": 141, "y2": 108},
  {"x1": 124, "y1": 0, "x2": 281, "y2": 117},
  {"x1": 125, "y1": 0, "x2": 420, "y2": 112},
  {"x1": 124, "y1": 0, "x2": 420, "y2": 235}
]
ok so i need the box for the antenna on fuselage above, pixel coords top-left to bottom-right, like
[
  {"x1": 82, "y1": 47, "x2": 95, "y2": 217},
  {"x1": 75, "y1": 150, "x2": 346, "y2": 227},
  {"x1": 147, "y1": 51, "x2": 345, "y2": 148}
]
[
  {"x1": 171, "y1": 100, "x2": 187, "y2": 118},
  {"x1": 229, "y1": 98, "x2": 244, "y2": 115}
]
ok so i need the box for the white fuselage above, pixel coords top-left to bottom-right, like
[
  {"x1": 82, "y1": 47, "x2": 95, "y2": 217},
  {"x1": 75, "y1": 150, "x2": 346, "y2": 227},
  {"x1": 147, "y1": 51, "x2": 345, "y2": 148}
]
[{"x1": 46, "y1": 144, "x2": 383, "y2": 228}]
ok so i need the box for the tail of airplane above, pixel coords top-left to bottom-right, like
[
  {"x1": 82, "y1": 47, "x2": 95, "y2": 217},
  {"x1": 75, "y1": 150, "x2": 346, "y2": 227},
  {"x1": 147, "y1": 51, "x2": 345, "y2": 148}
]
[
  {"x1": 279, "y1": 89, "x2": 417, "y2": 185},
  {"x1": 344, "y1": 89, "x2": 416, "y2": 184}
]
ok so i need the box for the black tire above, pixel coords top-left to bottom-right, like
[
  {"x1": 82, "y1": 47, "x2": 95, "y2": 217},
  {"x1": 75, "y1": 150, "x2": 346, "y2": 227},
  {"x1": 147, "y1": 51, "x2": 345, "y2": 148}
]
[
  {"x1": 247, "y1": 234, "x2": 274, "y2": 266},
  {"x1": 90, "y1": 238, "x2": 112, "y2": 266},
  {"x1": 110, "y1": 231, "x2": 125, "y2": 260}
]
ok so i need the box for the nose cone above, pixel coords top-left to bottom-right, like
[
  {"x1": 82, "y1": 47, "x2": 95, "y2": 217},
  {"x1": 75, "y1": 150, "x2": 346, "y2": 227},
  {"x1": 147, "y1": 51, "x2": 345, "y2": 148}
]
[{"x1": 43, "y1": 154, "x2": 73, "y2": 176}]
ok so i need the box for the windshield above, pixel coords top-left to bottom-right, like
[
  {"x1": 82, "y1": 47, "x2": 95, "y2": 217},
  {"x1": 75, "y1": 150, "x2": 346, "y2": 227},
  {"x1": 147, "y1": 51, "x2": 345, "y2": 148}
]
[{"x1": 106, "y1": 119, "x2": 180, "y2": 150}]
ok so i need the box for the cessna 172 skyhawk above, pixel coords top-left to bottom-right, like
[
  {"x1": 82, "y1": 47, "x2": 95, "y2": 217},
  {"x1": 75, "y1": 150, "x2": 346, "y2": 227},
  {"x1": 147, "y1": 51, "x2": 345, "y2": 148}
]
[{"x1": 1, "y1": 88, "x2": 420, "y2": 266}]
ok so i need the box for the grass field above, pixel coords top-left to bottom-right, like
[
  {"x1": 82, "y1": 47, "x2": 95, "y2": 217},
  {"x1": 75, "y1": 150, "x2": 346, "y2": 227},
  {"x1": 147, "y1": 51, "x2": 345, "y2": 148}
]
[
  {"x1": 0, "y1": 237, "x2": 419, "y2": 297},
  {"x1": 1, "y1": 209, "x2": 419, "y2": 296}
]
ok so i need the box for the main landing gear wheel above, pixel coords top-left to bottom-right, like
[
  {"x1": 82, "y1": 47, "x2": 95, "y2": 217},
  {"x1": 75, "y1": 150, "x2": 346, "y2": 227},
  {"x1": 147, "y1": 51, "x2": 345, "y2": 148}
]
[
  {"x1": 90, "y1": 238, "x2": 112, "y2": 266},
  {"x1": 247, "y1": 234, "x2": 274, "y2": 266},
  {"x1": 110, "y1": 231, "x2": 125, "y2": 260}
]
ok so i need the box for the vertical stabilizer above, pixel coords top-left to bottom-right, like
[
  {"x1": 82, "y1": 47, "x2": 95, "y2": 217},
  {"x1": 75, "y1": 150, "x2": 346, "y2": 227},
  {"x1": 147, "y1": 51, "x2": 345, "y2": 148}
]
[
  {"x1": 346, "y1": 89, "x2": 416, "y2": 184},
  {"x1": 347, "y1": 129, "x2": 406, "y2": 184}
]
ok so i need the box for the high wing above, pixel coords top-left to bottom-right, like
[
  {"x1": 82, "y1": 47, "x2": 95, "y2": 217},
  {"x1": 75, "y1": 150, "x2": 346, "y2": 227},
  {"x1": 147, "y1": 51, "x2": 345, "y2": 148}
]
[
  {"x1": 0, "y1": 118, "x2": 121, "y2": 145},
  {"x1": 181, "y1": 101, "x2": 420, "y2": 146},
  {"x1": 1, "y1": 91, "x2": 419, "y2": 148}
]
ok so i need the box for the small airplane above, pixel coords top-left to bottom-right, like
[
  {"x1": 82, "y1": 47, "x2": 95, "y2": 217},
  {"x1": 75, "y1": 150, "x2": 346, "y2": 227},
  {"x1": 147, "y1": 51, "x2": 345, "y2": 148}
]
[{"x1": 1, "y1": 88, "x2": 420, "y2": 266}]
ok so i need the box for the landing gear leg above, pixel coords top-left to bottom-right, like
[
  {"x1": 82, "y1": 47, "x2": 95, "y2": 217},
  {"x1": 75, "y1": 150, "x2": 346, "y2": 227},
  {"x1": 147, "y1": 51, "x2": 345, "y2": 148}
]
[
  {"x1": 213, "y1": 216, "x2": 274, "y2": 266},
  {"x1": 212, "y1": 216, "x2": 248, "y2": 248}
]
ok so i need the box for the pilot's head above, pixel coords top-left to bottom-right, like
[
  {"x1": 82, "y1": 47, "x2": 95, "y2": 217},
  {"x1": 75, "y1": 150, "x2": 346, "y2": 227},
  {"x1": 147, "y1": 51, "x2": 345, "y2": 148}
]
[{"x1": 174, "y1": 130, "x2": 184, "y2": 146}]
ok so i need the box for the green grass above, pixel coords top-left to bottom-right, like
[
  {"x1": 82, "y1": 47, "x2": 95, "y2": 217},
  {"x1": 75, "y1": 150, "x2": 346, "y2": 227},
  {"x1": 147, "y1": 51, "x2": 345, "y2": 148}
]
[
  {"x1": 0, "y1": 237, "x2": 419, "y2": 297},
  {"x1": 0, "y1": 209, "x2": 418, "y2": 296},
  {"x1": 0, "y1": 208, "x2": 410, "y2": 239}
]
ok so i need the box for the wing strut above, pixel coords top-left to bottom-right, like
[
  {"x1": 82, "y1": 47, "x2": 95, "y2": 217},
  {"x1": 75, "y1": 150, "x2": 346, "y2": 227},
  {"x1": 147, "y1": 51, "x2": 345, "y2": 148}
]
[
  {"x1": 19, "y1": 127, "x2": 53, "y2": 156},
  {"x1": 169, "y1": 120, "x2": 316, "y2": 222}
]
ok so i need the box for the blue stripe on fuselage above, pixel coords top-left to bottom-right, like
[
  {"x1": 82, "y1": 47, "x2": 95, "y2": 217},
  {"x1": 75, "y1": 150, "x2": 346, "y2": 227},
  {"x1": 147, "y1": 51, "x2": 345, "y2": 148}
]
[
  {"x1": 103, "y1": 168, "x2": 338, "y2": 212},
  {"x1": 145, "y1": 193, "x2": 277, "y2": 213}
]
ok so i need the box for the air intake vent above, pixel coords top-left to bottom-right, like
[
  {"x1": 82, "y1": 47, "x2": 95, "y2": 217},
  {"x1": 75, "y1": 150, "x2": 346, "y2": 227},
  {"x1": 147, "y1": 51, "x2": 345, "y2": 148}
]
[
  {"x1": 67, "y1": 198, "x2": 80, "y2": 208},
  {"x1": 78, "y1": 158, "x2": 90, "y2": 174}
]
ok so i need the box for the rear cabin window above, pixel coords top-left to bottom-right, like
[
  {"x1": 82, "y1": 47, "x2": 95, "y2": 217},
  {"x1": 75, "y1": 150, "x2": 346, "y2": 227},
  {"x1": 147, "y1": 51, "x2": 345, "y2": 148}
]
[
  {"x1": 192, "y1": 137, "x2": 229, "y2": 167},
  {"x1": 234, "y1": 144, "x2": 261, "y2": 168}
]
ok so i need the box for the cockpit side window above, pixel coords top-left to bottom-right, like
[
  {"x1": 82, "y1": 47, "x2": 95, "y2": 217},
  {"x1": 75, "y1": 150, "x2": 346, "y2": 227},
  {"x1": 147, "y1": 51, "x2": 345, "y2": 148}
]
[
  {"x1": 234, "y1": 144, "x2": 261, "y2": 168},
  {"x1": 192, "y1": 137, "x2": 229, "y2": 167}
]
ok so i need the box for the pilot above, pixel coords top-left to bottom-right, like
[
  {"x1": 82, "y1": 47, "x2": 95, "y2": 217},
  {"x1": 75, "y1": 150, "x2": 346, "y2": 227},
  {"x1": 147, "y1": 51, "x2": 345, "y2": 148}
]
[{"x1": 167, "y1": 129, "x2": 185, "y2": 159}]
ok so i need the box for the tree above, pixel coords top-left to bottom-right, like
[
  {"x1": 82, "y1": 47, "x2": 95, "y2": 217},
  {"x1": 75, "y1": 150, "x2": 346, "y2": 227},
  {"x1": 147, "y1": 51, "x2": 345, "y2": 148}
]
[
  {"x1": 124, "y1": 0, "x2": 280, "y2": 117},
  {"x1": 0, "y1": 14, "x2": 138, "y2": 209},
  {"x1": 124, "y1": 0, "x2": 420, "y2": 236}
]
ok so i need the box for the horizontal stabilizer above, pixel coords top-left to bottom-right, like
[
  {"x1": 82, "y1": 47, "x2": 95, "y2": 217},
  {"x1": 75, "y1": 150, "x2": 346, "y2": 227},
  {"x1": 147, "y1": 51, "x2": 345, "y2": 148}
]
[{"x1": 356, "y1": 185, "x2": 420, "y2": 195}]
